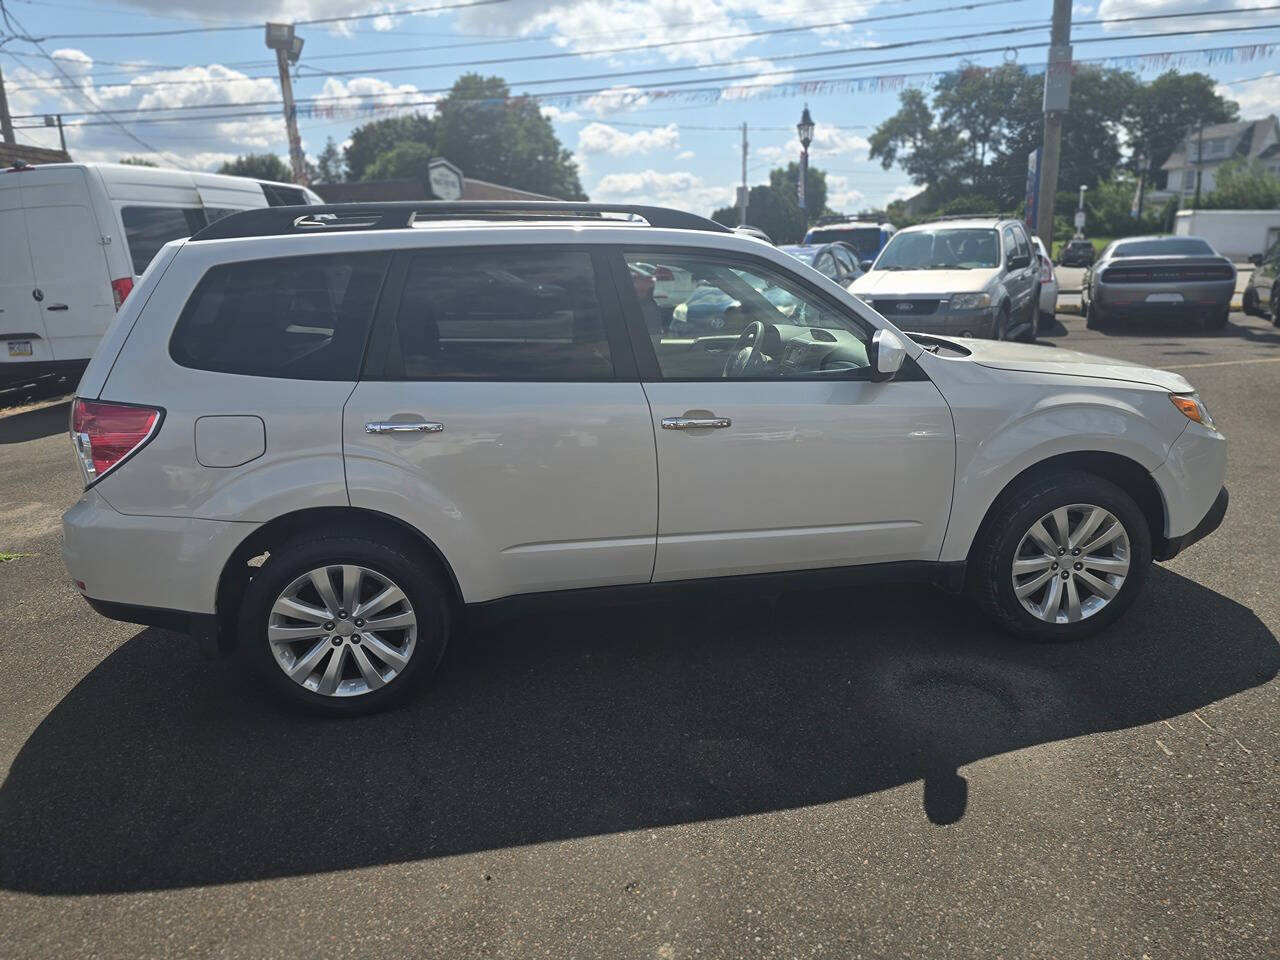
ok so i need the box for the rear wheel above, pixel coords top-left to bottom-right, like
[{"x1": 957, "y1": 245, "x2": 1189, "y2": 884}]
[
  {"x1": 1084, "y1": 298, "x2": 1107, "y2": 330},
  {"x1": 1271, "y1": 283, "x2": 1280, "y2": 326},
  {"x1": 239, "y1": 535, "x2": 450, "y2": 716},
  {"x1": 968, "y1": 471, "x2": 1151, "y2": 642}
]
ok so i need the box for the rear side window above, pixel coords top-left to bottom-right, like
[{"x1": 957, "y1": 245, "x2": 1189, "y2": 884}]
[
  {"x1": 392, "y1": 249, "x2": 614, "y2": 380},
  {"x1": 121, "y1": 206, "x2": 207, "y2": 274},
  {"x1": 171, "y1": 252, "x2": 390, "y2": 379}
]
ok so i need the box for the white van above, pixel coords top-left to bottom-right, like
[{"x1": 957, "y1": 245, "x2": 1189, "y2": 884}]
[{"x1": 0, "y1": 161, "x2": 322, "y2": 386}]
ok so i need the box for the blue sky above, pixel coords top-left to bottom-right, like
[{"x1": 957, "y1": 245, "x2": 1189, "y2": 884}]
[{"x1": 2, "y1": 0, "x2": 1278, "y2": 213}]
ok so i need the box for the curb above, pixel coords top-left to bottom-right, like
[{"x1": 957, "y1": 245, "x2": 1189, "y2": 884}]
[{"x1": 1055, "y1": 298, "x2": 1243, "y2": 316}]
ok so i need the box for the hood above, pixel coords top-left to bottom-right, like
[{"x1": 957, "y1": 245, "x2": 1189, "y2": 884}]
[
  {"x1": 850, "y1": 268, "x2": 998, "y2": 295},
  {"x1": 942, "y1": 338, "x2": 1193, "y2": 392}
]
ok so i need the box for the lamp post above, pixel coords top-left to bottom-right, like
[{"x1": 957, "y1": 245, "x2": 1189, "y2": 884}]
[
  {"x1": 265, "y1": 22, "x2": 308, "y2": 185},
  {"x1": 796, "y1": 104, "x2": 815, "y2": 233}
]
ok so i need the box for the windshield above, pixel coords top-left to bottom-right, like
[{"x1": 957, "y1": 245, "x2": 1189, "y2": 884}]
[
  {"x1": 806, "y1": 226, "x2": 881, "y2": 257},
  {"x1": 779, "y1": 245, "x2": 819, "y2": 265},
  {"x1": 1112, "y1": 238, "x2": 1215, "y2": 257},
  {"x1": 874, "y1": 228, "x2": 999, "y2": 270}
]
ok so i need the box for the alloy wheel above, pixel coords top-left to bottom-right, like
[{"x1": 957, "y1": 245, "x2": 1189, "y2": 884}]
[
  {"x1": 1011, "y1": 504, "x2": 1130, "y2": 624},
  {"x1": 267, "y1": 564, "x2": 418, "y2": 697}
]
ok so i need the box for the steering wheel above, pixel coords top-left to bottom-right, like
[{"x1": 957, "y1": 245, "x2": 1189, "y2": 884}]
[{"x1": 722, "y1": 320, "x2": 777, "y2": 377}]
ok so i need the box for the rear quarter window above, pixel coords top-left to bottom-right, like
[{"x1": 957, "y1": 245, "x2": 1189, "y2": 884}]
[
  {"x1": 170, "y1": 252, "x2": 390, "y2": 379},
  {"x1": 121, "y1": 206, "x2": 207, "y2": 275}
]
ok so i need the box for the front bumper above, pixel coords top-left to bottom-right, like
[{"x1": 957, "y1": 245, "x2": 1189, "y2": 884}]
[{"x1": 1154, "y1": 486, "x2": 1228, "y2": 561}]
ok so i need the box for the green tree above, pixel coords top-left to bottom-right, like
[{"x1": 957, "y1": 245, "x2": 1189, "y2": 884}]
[
  {"x1": 312, "y1": 137, "x2": 346, "y2": 183},
  {"x1": 1202, "y1": 159, "x2": 1280, "y2": 210},
  {"x1": 1124, "y1": 71, "x2": 1238, "y2": 177},
  {"x1": 118, "y1": 156, "x2": 157, "y2": 167},
  {"x1": 345, "y1": 114, "x2": 435, "y2": 182},
  {"x1": 710, "y1": 162, "x2": 831, "y2": 244},
  {"x1": 363, "y1": 141, "x2": 434, "y2": 181},
  {"x1": 217, "y1": 154, "x2": 291, "y2": 181},
  {"x1": 431, "y1": 74, "x2": 585, "y2": 199}
]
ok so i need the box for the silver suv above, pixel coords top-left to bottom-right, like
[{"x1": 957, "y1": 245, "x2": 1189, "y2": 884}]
[
  {"x1": 849, "y1": 216, "x2": 1042, "y2": 341},
  {"x1": 63, "y1": 202, "x2": 1227, "y2": 716}
]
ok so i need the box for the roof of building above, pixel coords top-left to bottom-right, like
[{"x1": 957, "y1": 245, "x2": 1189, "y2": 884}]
[
  {"x1": 1162, "y1": 115, "x2": 1279, "y2": 170},
  {"x1": 0, "y1": 142, "x2": 72, "y2": 168}
]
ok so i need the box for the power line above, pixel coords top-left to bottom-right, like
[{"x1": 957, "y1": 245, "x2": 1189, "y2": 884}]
[
  {"x1": 0, "y1": 0, "x2": 513, "y2": 40},
  {"x1": 11, "y1": 3, "x2": 1279, "y2": 98}
]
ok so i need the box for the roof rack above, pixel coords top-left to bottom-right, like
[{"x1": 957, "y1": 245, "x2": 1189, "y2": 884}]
[
  {"x1": 190, "y1": 201, "x2": 733, "y2": 242},
  {"x1": 929, "y1": 213, "x2": 1010, "y2": 221}
]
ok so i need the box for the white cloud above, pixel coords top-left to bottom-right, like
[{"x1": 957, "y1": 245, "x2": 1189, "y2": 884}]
[
  {"x1": 578, "y1": 122, "x2": 678, "y2": 156},
  {"x1": 1216, "y1": 73, "x2": 1279, "y2": 119},
  {"x1": 319, "y1": 76, "x2": 424, "y2": 109},
  {"x1": 592, "y1": 168, "x2": 733, "y2": 215},
  {"x1": 583, "y1": 85, "x2": 650, "y2": 116},
  {"x1": 823, "y1": 174, "x2": 865, "y2": 214},
  {"x1": 758, "y1": 123, "x2": 870, "y2": 164},
  {"x1": 542, "y1": 105, "x2": 582, "y2": 124},
  {"x1": 677, "y1": 150, "x2": 695, "y2": 160},
  {"x1": 882, "y1": 184, "x2": 922, "y2": 206}
]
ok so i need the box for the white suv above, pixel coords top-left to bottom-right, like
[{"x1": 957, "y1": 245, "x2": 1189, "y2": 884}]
[{"x1": 62, "y1": 202, "x2": 1228, "y2": 716}]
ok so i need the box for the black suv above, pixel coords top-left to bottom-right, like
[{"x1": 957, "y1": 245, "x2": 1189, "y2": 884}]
[{"x1": 1057, "y1": 239, "x2": 1096, "y2": 267}]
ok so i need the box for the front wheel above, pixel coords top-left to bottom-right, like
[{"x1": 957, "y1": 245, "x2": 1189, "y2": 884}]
[
  {"x1": 238, "y1": 535, "x2": 451, "y2": 716},
  {"x1": 968, "y1": 471, "x2": 1151, "y2": 642}
]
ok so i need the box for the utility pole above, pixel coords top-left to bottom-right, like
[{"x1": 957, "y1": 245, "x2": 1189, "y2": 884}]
[
  {"x1": 739, "y1": 122, "x2": 749, "y2": 226},
  {"x1": 0, "y1": 65, "x2": 16, "y2": 146},
  {"x1": 1035, "y1": 0, "x2": 1072, "y2": 248},
  {"x1": 1193, "y1": 121, "x2": 1204, "y2": 211},
  {"x1": 265, "y1": 23, "x2": 308, "y2": 185}
]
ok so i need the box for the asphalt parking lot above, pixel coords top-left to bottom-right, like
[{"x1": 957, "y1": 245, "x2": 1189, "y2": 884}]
[{"x1": 1, "y1": 311, "x2": 1277, "y2": 959}]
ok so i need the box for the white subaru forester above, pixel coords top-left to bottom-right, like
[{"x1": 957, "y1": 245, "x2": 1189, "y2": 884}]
[{"x1": 63, "y1": 202, "x2": 1227, "y2": 716}]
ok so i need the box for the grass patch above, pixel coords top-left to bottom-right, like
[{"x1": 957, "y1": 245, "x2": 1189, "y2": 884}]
[{"x1": 0, "y1": 552, "x2": 31, "y2": 563}]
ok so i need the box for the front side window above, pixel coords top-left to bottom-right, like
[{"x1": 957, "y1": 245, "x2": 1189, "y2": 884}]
[
  {"x1": 121, "y1": 205, "x2": 207, "y2": 275},
  {"x1": 876, "y1": 228, "x2": 1000, "y2": 270},
  {"x1": 624, "y1": 251, "x2": 870, "y2": 380},
  {"x1": 394, "y1": 249, "x2": 613, "y2": 380},
  {"x1": 171, "y1": 252, "x2": 390, "y2": 379}
]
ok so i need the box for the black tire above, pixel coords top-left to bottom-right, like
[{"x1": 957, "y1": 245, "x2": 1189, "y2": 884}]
[
  {"x1": 967, "y1": 471, "x2": 1152, "y2": 643},
  {"x1": 238, "y1": 534, "x2": 450, "y2": 716},
  {"x1": 1272, "y1": 284, "x2": 1280, "y2": 326},
  {"x1": 1203, "y1": 306, "x2": 1230, "y2": 330},
  {"x1": 1242, "y1": 286, "x2": 1262, "y2": 318},
  {"x1": 1084, "y1": 298, "x2": 1106, "y2": 330},
  {"x1": 993, "y1": 304, "x2": 1010, "y2": 340}
]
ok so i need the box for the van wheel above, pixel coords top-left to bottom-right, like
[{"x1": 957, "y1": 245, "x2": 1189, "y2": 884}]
[
  {"x1": 968, "y1": 471, "x2": 1151, "y2": 642},
  {"x1": 238, "y1": 535, "x2": 450, "y2": 716}
]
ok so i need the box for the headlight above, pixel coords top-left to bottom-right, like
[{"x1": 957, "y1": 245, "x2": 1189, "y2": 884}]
[
  {"x1": 950, "y1": 293, "x2": 992, "y2": 310},
  {"x1": 1170, "y1": 392, "x2": 1215, "y2": 430}
]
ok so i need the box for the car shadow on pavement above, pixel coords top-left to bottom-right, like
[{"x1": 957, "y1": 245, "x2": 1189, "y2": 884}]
[
  {"x1": 1086, "y1": 317, "x2": 1280, "y2": 344},
  {"x1": 0, "y1": 401, "x2": 70, "y2": 445},
  {"x1": 2, "y1": 566, "x2": 1275, "y2": 894}
]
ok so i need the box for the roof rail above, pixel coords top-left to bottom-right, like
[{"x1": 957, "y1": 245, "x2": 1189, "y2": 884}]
[
  {"x1": 190, "y1": 201, "x2": 733, "y2": 241},
  {"x1": 929, "y1": 213, "x2": 1010, "y2": 221}
]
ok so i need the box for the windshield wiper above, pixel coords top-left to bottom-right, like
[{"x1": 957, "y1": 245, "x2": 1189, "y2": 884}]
[{"x1": 926, "y1": 264, "x2": 970, "y2": 269}]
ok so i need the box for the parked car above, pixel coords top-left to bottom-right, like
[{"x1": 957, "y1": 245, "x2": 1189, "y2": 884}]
[
  {"x1": 0, "y1": 161, "x2": 322, "y2": 388},
  {"x1": 630, "y1": 260, "x2": 698, "y2": 319},
  {"x1": 1031, "y1": 235, "x2": 1059, "y2": 325},
  {"x1": 63, "y1": 201, "x2": 1227, "y2": 716},
  {"x1": 778, "y1": 242, "x2": 864, "y2": 288},
  {"x1": 1081, "y1": 236, "x2": 1236, "y2": 331},
  {"x1": 803, "y1": 217, "x2": 897, "y2": 264},
  {"x1": 1058, "y1": 238, "x2": 1096, "y2": 267},
  {"x1": 849, "y1": 216, "x2": 1042, "y2": 341},
  {"x1": 1243, "y1": 234, "x2": 1280, "y2": 326}
]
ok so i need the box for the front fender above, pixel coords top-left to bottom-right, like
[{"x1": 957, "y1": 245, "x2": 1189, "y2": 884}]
[{"x1": 938, "y1": 382, "x2": 1183, "y2": 562}]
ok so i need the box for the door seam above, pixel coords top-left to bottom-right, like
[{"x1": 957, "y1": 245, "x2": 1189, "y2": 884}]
[{"x1": 637, "y1": 379, "x2": 661, "y2": 583}]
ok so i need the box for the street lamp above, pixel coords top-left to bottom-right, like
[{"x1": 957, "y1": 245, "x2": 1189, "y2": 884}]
[
  {"x1": 265, "y1": 22, "x2": 308, "y2": 184},
  {"x1": 797, "y1": 104, "x2": 815, "y2": 232}
]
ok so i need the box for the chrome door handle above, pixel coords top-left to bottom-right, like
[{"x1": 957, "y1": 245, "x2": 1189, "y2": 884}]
[
  {"x1": 364, "y1": 420, "x2": 444, "y2": 434},
  {"x1": 46, "y1": 304, "x2": 69, "y2": 311},
  {"x1": 661, "y1": 416, "x2": 731, "y2": 430}
]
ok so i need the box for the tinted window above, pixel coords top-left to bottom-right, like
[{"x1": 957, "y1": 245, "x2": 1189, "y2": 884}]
[
  {"x1": 1013, "y1": 226, "x2": 1031, "y2": 261},
  {"x1": 261, "y1": 183, "x2": 308, "y2": 206},
  {"x1": 832, "y1": 246, "x2": 857, "y2": 274},
  {"x1": 806, "y1": 226, "x2": 882, "y2": 258},
  {"x1": 394, "y1": 249, "x2": 613, "y2": 381},
  {"x1": 1112, "y1": 238, "x2": 1216, "y2": 257},
  {"x1": 121, "y1": 206, "x2": 207, "y2": 274},
  {"x1": 171, "y1": 252, "x2": 389, "y2": 379},
  {"x1": 878, "y1": 228, "x2": 999, "y2": 269},
  {"x1": 814, "y1": 252, "x2": 837, "y2": 279}
]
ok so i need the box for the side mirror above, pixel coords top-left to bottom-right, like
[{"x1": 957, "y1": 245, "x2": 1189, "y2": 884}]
[
  {"x1": 1008, "y1": 254, "x2": 1031, "y2": 270},
  {"x1": 868, "y1": 329, "x2": 907, "y2": 383},
  {"x1": 859, "y1": 259, "x2": 874, "y2": 272},
  {"x1": 1249, "y1": 253, "x2": 1263, "y2": 266}
]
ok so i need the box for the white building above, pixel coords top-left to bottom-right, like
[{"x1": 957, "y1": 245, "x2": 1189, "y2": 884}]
[{"x1": 1151, "y1": 115, "x2": 1280, "y2": 204}]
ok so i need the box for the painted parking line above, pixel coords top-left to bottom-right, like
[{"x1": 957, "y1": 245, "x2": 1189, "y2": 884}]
[{"x1": 1164, "y1": 357, "x2": 1280, "y2": 370}]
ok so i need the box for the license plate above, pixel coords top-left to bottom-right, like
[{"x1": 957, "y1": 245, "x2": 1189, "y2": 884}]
[
  {"x1": 1145, "y1": 292, "x2": 1184, "y2": 303},
  {"x1": 7, "y1": 341, "x2": 32, "y2": 357}
]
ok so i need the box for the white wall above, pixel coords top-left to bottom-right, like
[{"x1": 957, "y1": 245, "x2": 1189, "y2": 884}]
[{"x1": 1173, "y1": 210, "x2": 1280, "y2": 259}]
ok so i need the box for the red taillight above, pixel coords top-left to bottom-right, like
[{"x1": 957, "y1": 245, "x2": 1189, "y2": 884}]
[
  {"x1": 653, "y1": 267, "x2": 674, "y2": 281},
  {"x1": 111, "y1": 276, "x2": 134, "y2": 310},
  {"x1": 70, "y1": 398, "x2": 161, "y2": 485},
  {"x1": 1040, "y1": 260, "x2": 1053, "y2": 282}
]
